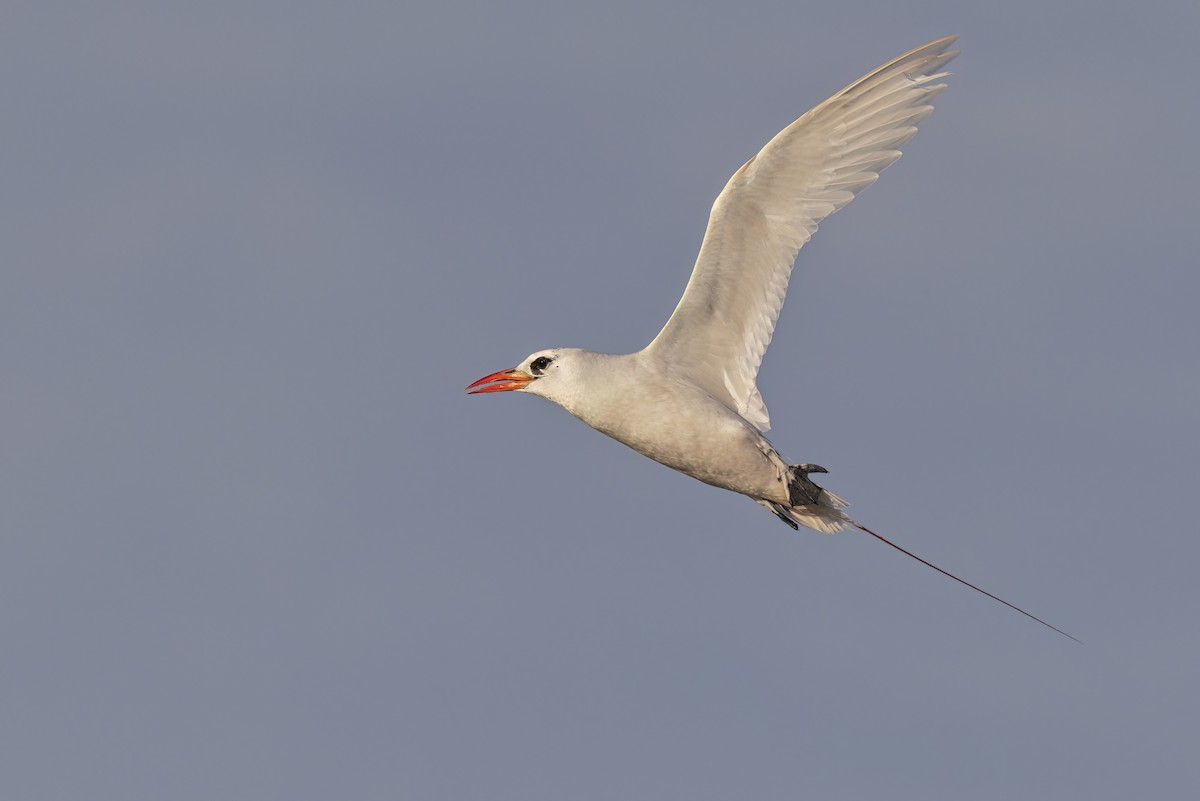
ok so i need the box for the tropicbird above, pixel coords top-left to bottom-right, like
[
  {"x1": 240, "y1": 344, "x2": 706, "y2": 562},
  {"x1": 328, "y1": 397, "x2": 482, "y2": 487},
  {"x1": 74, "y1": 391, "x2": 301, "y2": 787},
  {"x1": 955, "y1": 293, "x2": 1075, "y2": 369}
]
[{"x1": 468, "y1": 36, "x2": 1075, "y2": 641}]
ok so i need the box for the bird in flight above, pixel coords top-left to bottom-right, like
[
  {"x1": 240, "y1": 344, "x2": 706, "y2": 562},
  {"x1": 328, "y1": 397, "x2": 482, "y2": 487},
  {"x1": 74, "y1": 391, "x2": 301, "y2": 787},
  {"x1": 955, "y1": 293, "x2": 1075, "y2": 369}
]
[{"x1": 468, "y1": 36, "x2": 1076, "y2": 641}]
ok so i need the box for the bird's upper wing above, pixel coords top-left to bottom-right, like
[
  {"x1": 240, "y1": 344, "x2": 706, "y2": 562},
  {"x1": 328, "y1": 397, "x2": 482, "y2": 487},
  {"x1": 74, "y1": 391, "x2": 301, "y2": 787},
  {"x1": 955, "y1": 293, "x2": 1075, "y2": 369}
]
[{"x1": 642, "y1": 36, "x2": 958, "y2": 432}]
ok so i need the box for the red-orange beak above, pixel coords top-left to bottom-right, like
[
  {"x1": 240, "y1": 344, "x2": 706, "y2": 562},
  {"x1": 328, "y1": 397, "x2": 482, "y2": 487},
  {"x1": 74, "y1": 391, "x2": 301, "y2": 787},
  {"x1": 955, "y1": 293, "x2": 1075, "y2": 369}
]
[{"x1": 466, "y1": 368, "x2": 536, "y2": 394}]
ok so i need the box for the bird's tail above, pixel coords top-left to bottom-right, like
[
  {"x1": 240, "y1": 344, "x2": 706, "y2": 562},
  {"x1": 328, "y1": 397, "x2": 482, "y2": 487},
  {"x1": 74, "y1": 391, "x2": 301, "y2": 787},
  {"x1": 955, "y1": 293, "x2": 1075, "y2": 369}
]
[
  {"x1": 759, "y1": 465, "x2": 1079, "y2": 641},
  {"x1": 760, "y1": 463, "x2": 851, "y2": 533}
]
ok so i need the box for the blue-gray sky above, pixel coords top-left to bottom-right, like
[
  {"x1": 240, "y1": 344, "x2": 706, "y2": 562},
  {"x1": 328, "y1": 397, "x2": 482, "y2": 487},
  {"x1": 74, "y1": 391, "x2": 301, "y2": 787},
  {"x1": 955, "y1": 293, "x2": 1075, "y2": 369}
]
[{"x1": 4, "y1": 2, "x2": 1198, "y2": 799}]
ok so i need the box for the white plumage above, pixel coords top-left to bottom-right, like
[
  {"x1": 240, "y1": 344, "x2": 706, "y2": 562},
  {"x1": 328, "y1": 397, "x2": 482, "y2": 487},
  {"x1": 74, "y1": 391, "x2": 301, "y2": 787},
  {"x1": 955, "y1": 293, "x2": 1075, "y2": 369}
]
[
  {"x1": 468, "y1": 37, "x2": 1076, "y2": 640},
  {"x1": 645, "y1": 36, "x2": 956, "y2": 435}
]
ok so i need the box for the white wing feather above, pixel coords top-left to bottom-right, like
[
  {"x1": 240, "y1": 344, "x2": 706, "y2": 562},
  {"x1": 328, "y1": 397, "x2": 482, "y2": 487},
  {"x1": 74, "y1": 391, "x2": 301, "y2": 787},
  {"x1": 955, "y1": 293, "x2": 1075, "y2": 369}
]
[{"x1": 643, "y1": 36, "x2": 958, "y2": 431}]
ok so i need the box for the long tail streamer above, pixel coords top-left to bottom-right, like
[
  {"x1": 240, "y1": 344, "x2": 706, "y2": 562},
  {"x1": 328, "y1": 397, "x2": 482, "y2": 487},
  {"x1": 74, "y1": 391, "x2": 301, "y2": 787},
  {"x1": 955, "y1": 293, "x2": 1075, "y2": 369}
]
[{"x1": 850, "y1": 520, "x2": 1079, "y2": 643}]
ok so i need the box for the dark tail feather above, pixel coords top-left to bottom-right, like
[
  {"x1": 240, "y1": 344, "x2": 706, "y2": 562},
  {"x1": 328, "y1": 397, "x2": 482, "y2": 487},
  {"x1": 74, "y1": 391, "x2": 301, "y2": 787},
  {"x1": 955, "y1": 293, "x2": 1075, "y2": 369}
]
[{"x1": 850, "y1": 520, "x2": 1079, "y2": 643}]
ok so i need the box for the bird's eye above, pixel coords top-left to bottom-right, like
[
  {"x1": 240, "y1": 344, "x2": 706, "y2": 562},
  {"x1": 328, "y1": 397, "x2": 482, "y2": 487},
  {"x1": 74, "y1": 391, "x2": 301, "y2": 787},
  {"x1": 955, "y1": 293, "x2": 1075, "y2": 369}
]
[{"x1": 530, "y1": 356, "x2": 553, "y2": 375}]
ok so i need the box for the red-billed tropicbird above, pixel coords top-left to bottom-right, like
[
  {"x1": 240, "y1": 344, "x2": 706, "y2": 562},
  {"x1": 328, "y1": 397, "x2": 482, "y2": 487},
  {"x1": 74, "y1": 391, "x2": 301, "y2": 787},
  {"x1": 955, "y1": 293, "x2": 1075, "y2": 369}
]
[{"x1": 468, "y1": 36, "x2": 1075, "y2": 640}]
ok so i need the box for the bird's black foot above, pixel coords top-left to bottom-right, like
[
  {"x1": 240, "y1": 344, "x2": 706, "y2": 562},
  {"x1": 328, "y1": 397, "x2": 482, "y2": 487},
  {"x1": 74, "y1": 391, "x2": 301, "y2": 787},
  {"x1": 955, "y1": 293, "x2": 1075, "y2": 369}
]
[
  {"x1": 767, "y1": 502, "x2": 800, "y2": 530},
  {"x1": 787, "y1": 464, "x2": 828, "y2": 506}
]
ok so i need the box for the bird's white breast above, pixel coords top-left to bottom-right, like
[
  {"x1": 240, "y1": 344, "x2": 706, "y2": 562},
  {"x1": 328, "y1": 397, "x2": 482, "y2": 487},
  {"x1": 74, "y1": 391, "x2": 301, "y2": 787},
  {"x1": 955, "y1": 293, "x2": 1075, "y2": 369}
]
[{"x1": 549, "y1": 352, "x2": 791, "y2": 502}]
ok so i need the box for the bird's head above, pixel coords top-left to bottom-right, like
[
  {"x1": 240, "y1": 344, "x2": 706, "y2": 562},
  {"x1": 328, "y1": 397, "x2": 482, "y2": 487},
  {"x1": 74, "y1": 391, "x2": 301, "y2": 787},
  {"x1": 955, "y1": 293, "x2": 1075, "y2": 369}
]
[{"x1": 466, "y1": 348, "x2": 573, "y2": 401}]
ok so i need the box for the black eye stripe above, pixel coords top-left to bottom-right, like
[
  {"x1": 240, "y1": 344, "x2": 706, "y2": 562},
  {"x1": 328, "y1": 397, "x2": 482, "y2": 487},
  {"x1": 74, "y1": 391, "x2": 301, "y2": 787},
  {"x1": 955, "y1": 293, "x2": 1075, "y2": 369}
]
[{"x1": 530, "y1": 356, "x2": 552, "y2": 375}]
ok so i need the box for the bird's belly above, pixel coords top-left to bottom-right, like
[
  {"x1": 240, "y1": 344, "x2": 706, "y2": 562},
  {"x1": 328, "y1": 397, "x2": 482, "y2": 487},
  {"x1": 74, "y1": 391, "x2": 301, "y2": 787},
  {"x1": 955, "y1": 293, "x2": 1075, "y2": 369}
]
[{"x1": 575, "y1": 390, "x2": 787, "y2": 502}]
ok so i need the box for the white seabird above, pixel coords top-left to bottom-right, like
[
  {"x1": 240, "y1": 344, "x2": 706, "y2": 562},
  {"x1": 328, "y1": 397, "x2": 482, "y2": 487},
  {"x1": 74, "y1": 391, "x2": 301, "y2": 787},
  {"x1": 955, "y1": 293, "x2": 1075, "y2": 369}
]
[{"x1": 468, "y1": 36, "x2": 1075, "y2": 640}]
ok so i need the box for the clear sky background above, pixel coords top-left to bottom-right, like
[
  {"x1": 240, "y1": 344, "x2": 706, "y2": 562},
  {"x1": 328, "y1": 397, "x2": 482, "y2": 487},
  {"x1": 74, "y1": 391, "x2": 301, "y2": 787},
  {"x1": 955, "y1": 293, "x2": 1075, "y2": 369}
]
[{"x1": 4, "y1": 2, "x2": 1198, "y2": 799}]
